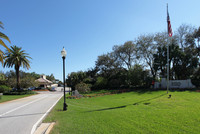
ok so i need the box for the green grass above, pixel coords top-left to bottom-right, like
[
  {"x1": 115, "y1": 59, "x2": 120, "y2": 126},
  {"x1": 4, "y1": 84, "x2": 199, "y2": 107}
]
[
  {"x1": 44, "y1": 90, "x2": 200, "y2": 134},
  {"x1": 0, "y1": 94, "x2": 34, "y2": 103}
]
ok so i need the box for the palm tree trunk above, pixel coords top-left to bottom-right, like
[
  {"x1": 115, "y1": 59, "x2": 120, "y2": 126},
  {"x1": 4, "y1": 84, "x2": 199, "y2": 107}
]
[{"x1": 15, "y1": 66, "x2": 20, "y2": 90}]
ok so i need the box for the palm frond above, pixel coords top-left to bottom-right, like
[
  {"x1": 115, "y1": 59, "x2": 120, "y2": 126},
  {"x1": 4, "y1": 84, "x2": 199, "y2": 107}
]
[
  {"x1": 0, "y1": 39, "x2": 10, "y2": 51},
  {"x1": 0, "y1": 32, "x2": 11, "y2": 43},
  {"x1": 0, "y1": 50, "x2": 5, "y2": 65},
  {"x1": 0, "y1": 21, "x2": 4, "y2": 29},
  {"x1": 4, "y1": 45, "x2": 31, "y2": 70}
]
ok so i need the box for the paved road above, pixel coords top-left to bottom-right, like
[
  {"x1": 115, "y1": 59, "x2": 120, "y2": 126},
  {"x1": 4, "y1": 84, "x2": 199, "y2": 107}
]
[{"x1": 0, "y1": 89, "x2": 64, "y2": 134}]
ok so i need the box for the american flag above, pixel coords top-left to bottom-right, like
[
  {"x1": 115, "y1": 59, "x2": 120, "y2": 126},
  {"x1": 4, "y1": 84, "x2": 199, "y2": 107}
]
[{"x1": 167, "y1": 5, "x2": 172, "y2": 37}]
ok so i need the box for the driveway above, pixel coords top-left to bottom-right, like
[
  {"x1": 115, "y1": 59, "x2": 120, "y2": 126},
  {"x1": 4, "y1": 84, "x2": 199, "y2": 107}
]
[{"x1": 0, "y1": 90, "x2": 63, "y2": 134}]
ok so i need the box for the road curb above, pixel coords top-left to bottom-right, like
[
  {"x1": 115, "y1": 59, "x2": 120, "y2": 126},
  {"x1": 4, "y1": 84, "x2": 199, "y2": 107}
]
[
  {"x1": 34, "y1": 122, "x2": 55, "y2": 134},
  {"x1": 45, "y1": 122, "x2": 55, "y2": 134}
]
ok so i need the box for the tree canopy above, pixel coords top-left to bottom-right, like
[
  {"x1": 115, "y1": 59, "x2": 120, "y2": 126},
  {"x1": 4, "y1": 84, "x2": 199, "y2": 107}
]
[
  {"x1": 0, "y1": 21, "x2": 10, "y2": 65},
  {"x1": 4, "y1": 45, "x2": 32, "y2": 89}
]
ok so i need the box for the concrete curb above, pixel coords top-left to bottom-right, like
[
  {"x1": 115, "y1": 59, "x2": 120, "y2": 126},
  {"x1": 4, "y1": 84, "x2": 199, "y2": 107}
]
[
  {"x1": 45, "y1": 122, "x2": 55, "y2": 134},
  {"x1": 34, "y1": 122, "x2": 55, "y2": 134}
]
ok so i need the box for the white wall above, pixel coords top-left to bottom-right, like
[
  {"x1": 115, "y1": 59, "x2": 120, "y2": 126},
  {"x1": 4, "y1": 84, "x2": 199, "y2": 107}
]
[{"x1": 154, "y1": 78, "x2": 195, "y2": 89}]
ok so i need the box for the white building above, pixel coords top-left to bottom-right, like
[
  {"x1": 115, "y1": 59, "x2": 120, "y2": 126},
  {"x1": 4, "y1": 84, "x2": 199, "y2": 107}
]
[{"x1": 35, "y1": 75, "x2": 53, "y2": 88}]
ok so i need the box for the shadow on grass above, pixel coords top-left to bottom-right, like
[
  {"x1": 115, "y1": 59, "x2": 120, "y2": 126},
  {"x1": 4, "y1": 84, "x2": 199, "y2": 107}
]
[
  {"x1": 86, "y1": 106, "x2": 126, "y2": 112},
  {"x1": 132, "y1": 93, "x2": 166, "y2": 105},
  {"x1": 85, "y1": 93, "x2": 167, "y2": 113}
]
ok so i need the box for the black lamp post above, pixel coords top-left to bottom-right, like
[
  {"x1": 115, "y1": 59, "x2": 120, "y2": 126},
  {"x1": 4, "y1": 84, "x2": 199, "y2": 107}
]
[{"x1": 61, "y1": 47, "x2": 67, "y2": 111}]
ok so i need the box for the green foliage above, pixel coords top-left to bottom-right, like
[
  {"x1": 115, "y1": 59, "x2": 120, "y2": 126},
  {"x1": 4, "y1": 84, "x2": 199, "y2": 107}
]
[
  {"x1": 137, "y1": 34, "x2": 157, "y2": 78},
  {"x1": 0, "y1": 72, "x2": 7, "y2": 85},
  {"x1": 4, "y1": 45, "x2": 32, "y2": 89},
  {"x1": 94, "y1": 77, "x2": 108, "y2": 89},
  {"x1": 6, "y1": 77, "x2": 16, "y2": 88},
  {"x1": 20, "y1": 76, "x2": 39, "y2": 88},
  {"x1": 3, "y1": 90, "x2": 36, "y2": 95},
  {"x1": 67, "y1": 71, "x2": 87, "y2": 90},
  {"x1": 126, "y1": 64, "x2": 151, "y2": 88},
  {"x1": 46, "y1": 73, "x2": 56, "y2": 83},
  {"x1": 0, "y1": 21, "x2": 11, "y2": 65},
  {"x1": 191, "y1": 67, "x2": 200, "y2": 87},
  {"x1": 0, "y1": 85, "x2": 11, "y2": 93},
  {"x1": 75, "y1": 82, "x2": 91, "y2": 93},
  {"x1": 153, "y1": 36, "x2": 198, "y2": 80},
  {"x1": 113, "y1": 41, "x2": 139, "y2": 69},
  {"x1": 0, "y1": 70, "x2": 51, "y2": 88}
]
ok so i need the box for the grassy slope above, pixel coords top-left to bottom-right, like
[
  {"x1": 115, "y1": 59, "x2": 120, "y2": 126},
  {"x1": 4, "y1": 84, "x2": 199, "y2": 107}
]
[
  {"x1": 44, "y1": 91, "x2": 200, "y2": 134},
  {"x1": 0, "y1": 94, "x2": 33, "y2": 103}
]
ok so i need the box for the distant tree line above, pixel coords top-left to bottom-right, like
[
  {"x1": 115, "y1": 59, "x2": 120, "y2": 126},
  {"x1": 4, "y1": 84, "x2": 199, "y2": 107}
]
[
  {"x1": 0, "y1": 70, "x2": 58, "y2": 89},
  {"x1": 67, "y1": 24, "x2": 200, "y2": 91}
]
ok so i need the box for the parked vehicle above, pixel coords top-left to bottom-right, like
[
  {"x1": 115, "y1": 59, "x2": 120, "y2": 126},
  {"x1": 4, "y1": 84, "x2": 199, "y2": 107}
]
[
  {"x1": 51, "y1": 87, "x2": 56, "y2": 91},
  {"x1": 28, "y1": 87, "x2": 35, "y2": 90},
  {"x1": 12, "y1": 88, "x2": 23, "y2": 91}
]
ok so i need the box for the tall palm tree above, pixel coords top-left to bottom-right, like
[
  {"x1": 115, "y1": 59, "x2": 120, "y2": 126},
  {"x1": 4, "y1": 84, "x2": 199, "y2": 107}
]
[
  {"x1": 0, "y1": 21, "x2": 10, "y2": 65},
  {"x1": 4, "y1": 45, "x2": 31, "y2": 90}
]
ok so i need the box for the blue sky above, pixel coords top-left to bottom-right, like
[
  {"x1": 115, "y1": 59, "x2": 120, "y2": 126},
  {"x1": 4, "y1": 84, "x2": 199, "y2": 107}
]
[{"x1": 1, "y1": 0, "x2": 200, "y2": 81}]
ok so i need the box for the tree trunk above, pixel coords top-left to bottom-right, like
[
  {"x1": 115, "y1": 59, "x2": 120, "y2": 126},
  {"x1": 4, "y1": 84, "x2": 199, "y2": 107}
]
[{"x1": 15, "y1": 66, "x2": 20, "y2": 90}]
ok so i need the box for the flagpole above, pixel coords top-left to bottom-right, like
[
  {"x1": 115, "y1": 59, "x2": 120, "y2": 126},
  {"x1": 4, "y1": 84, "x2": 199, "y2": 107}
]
[
  {"x1": 167, "y1": 37, "x2": 169, "y2": 94},
  {"x1": 167, "y1": 3, "x2": 169, "y2": 94}
]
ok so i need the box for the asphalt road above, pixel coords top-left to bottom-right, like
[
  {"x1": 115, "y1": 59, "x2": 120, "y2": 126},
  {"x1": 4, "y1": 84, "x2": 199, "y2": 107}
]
[{"x1": 0, "y1": 89, "x2": 64, "y2": 134}]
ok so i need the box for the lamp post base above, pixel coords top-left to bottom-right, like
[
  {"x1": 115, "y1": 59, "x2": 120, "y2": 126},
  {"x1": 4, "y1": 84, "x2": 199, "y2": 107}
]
[{"x1": 63, "y1": 103, "x2": 67, "y2": 111}]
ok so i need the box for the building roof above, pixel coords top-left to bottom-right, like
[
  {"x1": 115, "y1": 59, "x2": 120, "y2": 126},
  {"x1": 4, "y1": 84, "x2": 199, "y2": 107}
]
[{"x1": 35, "y1": 75, "x2": 53, "y2": 84}]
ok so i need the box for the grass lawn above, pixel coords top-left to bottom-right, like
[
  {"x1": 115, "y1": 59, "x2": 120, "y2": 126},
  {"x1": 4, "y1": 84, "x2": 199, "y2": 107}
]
[
  {"x1": 0, "y1": 94, "x2": 34, "y2": 103},
  {"x1": 44, "y1": 90, "x2": 200, "y2": 134}
]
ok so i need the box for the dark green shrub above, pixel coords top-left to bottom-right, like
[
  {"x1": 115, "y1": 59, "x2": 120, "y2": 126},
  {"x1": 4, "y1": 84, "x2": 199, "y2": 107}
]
[
  {"x1": 191, "y1": 68, "x2": 200, "y2": 87},
  {"x1": 0, "y1": 85, "x2": 11, "y2": 93},
  {"x1": 93, "y1": 77, "x2": 108, "y2": 89},
  {"x1": 75, "y1": 82, "x2": 91, "y2": 93},
  {"x1": 3, "y1": 90, "x2": 36, "y2": 95}
]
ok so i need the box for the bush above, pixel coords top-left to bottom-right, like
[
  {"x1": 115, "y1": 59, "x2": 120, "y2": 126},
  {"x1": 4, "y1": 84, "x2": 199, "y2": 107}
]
[
  {"x1": 75, "y1": 82, "x2": 91, "y2": 93},
  {"x1": 191, "y1": 68, "x2": 200, "y2": 87},
  {"x1": 0, "y1": 85, "x2": 11, "y2": 93},
  {"x1": 93, "y1": 77, "x2": 108, "y2": 89},
  {"x1": 3, "y1": 90, "x2": 36, "y2": 95}
]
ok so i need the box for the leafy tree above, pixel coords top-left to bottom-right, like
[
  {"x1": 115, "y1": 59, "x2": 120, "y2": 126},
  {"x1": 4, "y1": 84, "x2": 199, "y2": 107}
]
[
  {"x1": 75, "y1": 82, "x2": 91, "y2": 93},
  {"x1": 191, "y1": 67, "x2": 200, "y2": 87},
  {"x1": 95, "y1": 52, "x2": 121, "y2": 77},
  {"x1": 30, "y1": 72, "x2": 40, "y2": 79},
  {"x1": 153, "y1": 45, "x2": 167, "y2": 78},
  {"x1": 4, "y1": 46, "x2": 32, "y2": 90},
  {"x1": 113, "y1": 41, "x2": 139, "y2": 70},
  {"x1": 194, "y1": 27, "x2": 200, "y2": 47},
  {"x1": 93, "y1": 76, "x2": 108, "y2": 89},
  {"x1": 136, "y1": 34, "x2": 157, "y2": 79},
  {"x1": 67, "y1": 71, "x2": 87, "y2": 90},
  {"x1": 0, "y1": 21, "x2": 10, "y2": 65},
  {"x1": 0, "y1": 71, "x2": 7, "y2": 85},
  {"x1": 127, "y1": 64, "x2": 149, "y2": 87},
  {"x1": 176, "y1": 24, "x2": 195, "y2": 48},
  {"x1": 20, "y1": 76, "x2": 39, "y2": 88},
  {"x1": 153, "y1": 27, "x2": 199, "y2": 80},
  {"x1": 46, "y1": 73, "x2": 56, "y2": 82}
]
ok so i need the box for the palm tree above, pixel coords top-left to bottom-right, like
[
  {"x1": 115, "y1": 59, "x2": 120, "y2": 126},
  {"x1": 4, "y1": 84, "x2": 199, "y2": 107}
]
[
  {"x1": 0, "y1": 21, "x2": 10, "y2": 65},
  {"x1": 4, "y1": 45, "x2": 31, "y2": 90}
]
